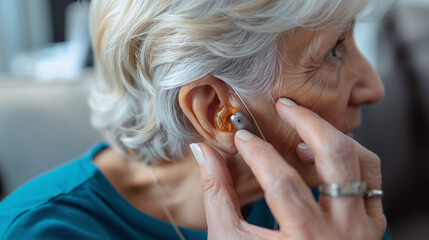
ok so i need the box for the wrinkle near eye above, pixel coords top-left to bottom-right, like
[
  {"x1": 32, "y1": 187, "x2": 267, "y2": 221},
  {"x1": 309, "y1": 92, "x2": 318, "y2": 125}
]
[
  {"x1": 280, "y1": 29, "x2": 345, "y2": 103},
  {"x1": 298, "y1": 31, "x2": 343, "y2": 71},
  {"x1": 300, "y1": 32, "x2": 325, "y2": 69}
]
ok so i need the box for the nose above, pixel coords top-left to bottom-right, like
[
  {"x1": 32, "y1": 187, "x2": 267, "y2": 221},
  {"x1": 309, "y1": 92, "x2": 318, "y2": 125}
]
[{"x1": 348, "y1": 53, "x2": 385, "y2": 106}]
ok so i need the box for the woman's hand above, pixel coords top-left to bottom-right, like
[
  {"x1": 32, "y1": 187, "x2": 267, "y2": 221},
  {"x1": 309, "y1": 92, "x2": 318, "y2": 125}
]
[{"x1": 191, "y1": 98, "x2": 386, "y2": 240}]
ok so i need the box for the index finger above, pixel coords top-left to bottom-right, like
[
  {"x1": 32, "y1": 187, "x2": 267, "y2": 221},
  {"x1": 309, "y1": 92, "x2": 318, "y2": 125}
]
[
  {"x1": 275, "y1": 98, "x2": 366, "y2": 223},
  {"x1": 275, "y1": 98, "x2": 361, "y2": 184}
]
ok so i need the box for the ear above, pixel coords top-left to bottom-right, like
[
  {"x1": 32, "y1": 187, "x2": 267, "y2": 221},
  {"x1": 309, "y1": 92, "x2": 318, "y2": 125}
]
[{"x1": 179, "y1": 76, "x2": 238, "y2": 155}]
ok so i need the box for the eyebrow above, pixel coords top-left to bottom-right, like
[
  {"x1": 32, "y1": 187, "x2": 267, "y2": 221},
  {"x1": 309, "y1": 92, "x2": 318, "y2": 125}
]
[
  {"x1": 304, "y1": 32, "x2": 341, "y2": 65},
  {"x1": 323, "y1": 18, "x2": 356, "y2": 55},
  {"x1": 317, "y1": 18, "x2": 356, "y2": 54}
]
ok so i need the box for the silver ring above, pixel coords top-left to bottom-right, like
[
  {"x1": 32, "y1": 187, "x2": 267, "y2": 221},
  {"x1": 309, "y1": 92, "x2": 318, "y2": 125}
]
[
  {"x1": 365, "y1": 189, "x2": 384, "y2": 198},
  {"x1": 319, "y1": 181, "x2": 367, "y2": 197}
]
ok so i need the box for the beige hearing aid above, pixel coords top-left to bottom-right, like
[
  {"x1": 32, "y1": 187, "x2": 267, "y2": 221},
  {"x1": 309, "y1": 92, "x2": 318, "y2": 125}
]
[{"x1": 214, "y1": 105, "x2": 256, "y2": 134}]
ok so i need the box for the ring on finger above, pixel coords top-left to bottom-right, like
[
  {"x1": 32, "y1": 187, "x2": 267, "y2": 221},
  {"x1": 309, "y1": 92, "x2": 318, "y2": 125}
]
[
  {"x1": 365, "y1": 189, "x2": 384, "y2": 198},
  {"x1": 319, "y1": 181, "x2": 367, "y2": 197}
]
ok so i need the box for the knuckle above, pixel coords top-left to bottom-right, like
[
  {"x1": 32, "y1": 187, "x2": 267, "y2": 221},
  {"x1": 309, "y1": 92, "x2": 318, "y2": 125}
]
[
  {"x1": 366, "y1": 153, "x2": 381, "y2": 169},
  {"x1": 323, "y1": 136, "x2": 355, "y2": 160},
  {"x1": 361, "y1": 151, "x2": 383, "y2": 187},
  {"x1": 200, "y1": 172, "x2": 219, "y2": 194},
  {"x1": 268, "y1": 171, "x2": 301, "y2": 195}
]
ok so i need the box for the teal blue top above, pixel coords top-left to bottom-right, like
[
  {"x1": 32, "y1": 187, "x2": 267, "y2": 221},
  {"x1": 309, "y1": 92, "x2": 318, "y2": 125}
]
[{"x1": 0, "y1": 143, "x2": 390, "y2": 239}]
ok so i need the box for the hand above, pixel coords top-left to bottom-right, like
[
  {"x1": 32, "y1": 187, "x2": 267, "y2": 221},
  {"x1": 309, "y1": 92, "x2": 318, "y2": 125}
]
[{"x1": 191, "y1": 98, "x2": 386, "y2": 240}]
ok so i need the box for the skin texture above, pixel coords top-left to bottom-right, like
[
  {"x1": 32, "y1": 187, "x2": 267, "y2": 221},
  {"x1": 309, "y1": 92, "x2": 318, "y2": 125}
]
[
  {"x1": 248, "y1": 27, "x2": 384, "y2": 187},
  {"x1": 196, "y1": 101, "x2": 386, "y2": 239},
  {"x1": 93, "y1": 27, "x2": 385, "y2": 232}
]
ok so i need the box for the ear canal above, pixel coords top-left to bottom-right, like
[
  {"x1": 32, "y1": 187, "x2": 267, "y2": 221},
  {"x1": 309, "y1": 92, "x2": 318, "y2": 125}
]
[{"x1": 214, "y1": 105, "x2": 238, "y2": 132}]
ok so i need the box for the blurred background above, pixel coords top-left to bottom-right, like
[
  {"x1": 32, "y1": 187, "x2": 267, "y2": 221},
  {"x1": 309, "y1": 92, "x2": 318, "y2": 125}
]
[{"x1": 0, "y1": 0, "x2": 428, "y2": 239}]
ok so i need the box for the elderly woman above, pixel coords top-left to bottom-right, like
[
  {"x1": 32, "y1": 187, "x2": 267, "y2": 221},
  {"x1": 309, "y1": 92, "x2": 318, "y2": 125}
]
[{"x1": 0, "y1": 0, "x2": 390, "y2": 239}]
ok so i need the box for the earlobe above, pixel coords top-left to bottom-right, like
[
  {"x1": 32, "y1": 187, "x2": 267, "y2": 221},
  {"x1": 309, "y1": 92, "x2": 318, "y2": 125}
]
[{"x1": 178, "y1": 76, "x2": 238, "y2": 155}]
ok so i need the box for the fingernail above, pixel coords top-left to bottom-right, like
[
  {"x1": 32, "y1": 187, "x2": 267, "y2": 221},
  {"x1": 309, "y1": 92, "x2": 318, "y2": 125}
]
[
  {"x1": 190, "y1": 143, "x2": 205, "y2": 165},
  {"x1": 298, "y1": 142, "x2": 309, "y2": 150},
  {"x1": 236, "y1": 129, "x2": 254, "y2": 141},
  {"x1": 279, "y1": 98, "x2": 297, "y2": 107}
]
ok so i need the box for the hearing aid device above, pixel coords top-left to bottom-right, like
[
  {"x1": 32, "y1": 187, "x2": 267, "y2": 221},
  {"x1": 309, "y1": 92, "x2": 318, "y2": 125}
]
[
  {"x1": 230, "y1": 112, "x2": 256, "y2": 134},
  {"x1": 214, "y1": 105, "x2": 256, "y2": 134},
  {"x1": 214, "y1": 106, "x2": 238, "y2": 132}
]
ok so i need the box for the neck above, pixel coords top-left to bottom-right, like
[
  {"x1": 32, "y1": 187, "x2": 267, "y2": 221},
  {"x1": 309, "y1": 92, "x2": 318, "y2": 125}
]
[{"x1": 93, "y1": 146, "x2": 263, "y2": 230}]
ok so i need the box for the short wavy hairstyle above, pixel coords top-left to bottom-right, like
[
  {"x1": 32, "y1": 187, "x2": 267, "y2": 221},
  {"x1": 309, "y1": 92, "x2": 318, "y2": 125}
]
[{"x1": 89, "y1": 0, "x2": 390, "y2": 164}]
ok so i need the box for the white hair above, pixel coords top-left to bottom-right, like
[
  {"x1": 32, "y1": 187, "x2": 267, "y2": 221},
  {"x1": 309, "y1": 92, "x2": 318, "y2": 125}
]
[{"x1": 89, "y1": 0, "x2": 390, "y2": 164}]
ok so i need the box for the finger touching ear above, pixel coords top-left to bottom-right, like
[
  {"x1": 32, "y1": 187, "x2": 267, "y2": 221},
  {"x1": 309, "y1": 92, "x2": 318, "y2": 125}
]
[{"x1": 179, "y1": 76, "x2": 238, "y2": 155}]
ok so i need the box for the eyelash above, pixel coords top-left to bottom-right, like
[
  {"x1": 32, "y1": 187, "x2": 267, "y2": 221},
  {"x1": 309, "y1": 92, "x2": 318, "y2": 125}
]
[{"x1": 328, "y1": 38, "x2": 345, "y2": 59}]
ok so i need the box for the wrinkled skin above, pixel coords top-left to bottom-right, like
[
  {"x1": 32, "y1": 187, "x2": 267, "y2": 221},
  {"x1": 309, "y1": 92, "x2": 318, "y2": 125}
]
[
  {"x1": 192, "y1": 27, "x2": 387, "y2": 239},
  {"x1": 248, "y1": 28, "x2": 384, "y2": 187},
  {"x1": 95, "y1": 26, "x2": 387, "y2": 236},
  {"x1": 195, "y1": 99, "x2": 386, "y2": 240}
]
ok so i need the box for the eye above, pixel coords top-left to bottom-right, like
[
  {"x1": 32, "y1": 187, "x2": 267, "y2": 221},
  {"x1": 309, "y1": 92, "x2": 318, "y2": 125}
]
[
  {"x1": 328, "y1": 46, "x2": 339, "y2": 58},
  {"x1": 327, "y1": 38, "x2": 345, "y2": 59}
]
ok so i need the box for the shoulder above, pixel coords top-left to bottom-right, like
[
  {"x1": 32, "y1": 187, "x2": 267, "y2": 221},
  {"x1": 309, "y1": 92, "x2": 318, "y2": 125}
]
[
  {"x1": 1, "y1": 202, "x2": 103, "y2": 240},
  {"x1": 0, "y1": 143, "x2": 108, "y2": 239}
]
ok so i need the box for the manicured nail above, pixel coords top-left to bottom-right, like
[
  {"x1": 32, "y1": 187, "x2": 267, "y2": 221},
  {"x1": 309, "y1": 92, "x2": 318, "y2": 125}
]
[
  {"x1": 279, "y1": 98, "x2": 297, "y2": 107},
  {"x1": 298, "y1": 142, "x2": 309, "y2": 150},
  {"x1": 190, "y1": 143, "x2": 205, "y2": 165},
  {"x1": 236, "y1": 130, "x2": 254, "y2": 141}
]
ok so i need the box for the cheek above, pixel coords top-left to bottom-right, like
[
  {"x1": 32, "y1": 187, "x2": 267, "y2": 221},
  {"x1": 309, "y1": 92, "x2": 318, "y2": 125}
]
[
  {"x1": 308, "y1": 68, "x2": 360, "y2": 131},
  {"x1": 252, "y1": 64, "x2": 355, "y2": 155},
  {"x1": 249, "y1": 96, "x2": 301, "y2": 154},
  {"x1": 277, "y1": 64, "x2": 352, "y2": 127},
  {"x1": 316, "y1": 102, "x2": 346, "y2": 125}
]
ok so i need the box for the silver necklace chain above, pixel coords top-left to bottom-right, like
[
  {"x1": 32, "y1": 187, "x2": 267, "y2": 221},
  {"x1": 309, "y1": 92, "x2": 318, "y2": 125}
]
[
  {"x1": 145, "y1": 89, "x2": 277, "y2": 239},
  {"x1": 150, "y1": 167, "x2": 187, "y2": 240},
  {"x1": 149, "y1": 157, "x2": 277, "y2": 239},
  {"x1": 233, "y1": 89, "x2": 278, "y2": 230}
]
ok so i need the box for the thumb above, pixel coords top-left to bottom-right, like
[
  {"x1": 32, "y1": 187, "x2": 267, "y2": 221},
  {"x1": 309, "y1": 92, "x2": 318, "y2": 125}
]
[{"x1": 190, "y1": 143, "x2": 243, "y2": 231}]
